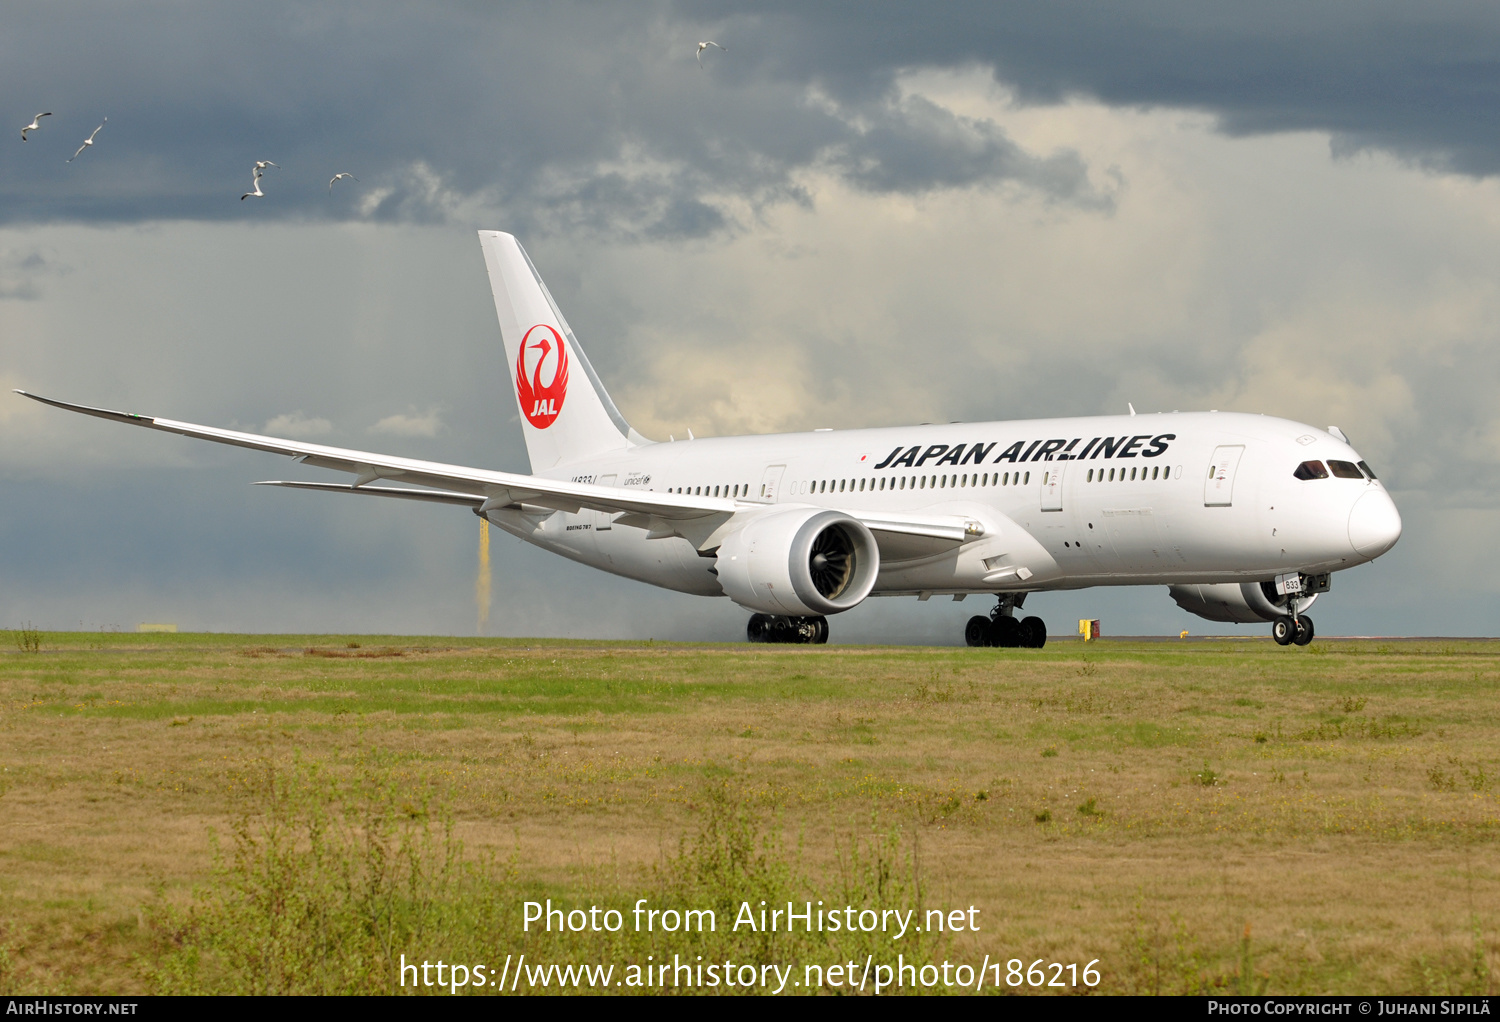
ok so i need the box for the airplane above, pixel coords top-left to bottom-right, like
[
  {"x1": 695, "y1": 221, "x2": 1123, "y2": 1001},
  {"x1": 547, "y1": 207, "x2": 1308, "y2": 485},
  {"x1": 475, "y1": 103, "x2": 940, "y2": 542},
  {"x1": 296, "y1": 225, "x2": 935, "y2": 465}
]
[{"x1": 16, "y1": 230, "x2": 1402, "y2": 647}]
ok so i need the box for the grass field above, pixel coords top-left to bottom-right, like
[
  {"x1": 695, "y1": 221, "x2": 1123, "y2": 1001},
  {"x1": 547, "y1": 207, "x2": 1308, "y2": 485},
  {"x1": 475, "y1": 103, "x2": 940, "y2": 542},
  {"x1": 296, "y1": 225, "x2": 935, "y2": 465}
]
[{"x1": 1, "y1": 631, "x2": 1497, "y2": 995}]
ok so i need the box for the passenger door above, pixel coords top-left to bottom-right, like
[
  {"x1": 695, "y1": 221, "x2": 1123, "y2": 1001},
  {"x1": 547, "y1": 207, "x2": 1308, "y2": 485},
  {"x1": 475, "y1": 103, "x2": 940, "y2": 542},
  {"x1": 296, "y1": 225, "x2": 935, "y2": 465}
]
[
  {"x1": 755, "y1": 465, "x2": 786, "y2": 503},
  {"x1": 1040, "y1": 466, "x2": 1063, "y2": 511},
  {"x1": 1204, "y1": 446, "x2": 1244, "y2": 507}
]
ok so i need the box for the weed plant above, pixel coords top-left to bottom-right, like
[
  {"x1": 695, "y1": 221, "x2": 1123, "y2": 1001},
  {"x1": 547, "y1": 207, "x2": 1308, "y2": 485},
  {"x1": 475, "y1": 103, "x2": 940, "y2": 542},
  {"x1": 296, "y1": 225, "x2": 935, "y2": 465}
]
[
  {"x1": 12, "y1": 624, "x2": 40, "y2": 653},
  {"x1": 148, "y1": 753, "x2": 934, "y2": 995}
]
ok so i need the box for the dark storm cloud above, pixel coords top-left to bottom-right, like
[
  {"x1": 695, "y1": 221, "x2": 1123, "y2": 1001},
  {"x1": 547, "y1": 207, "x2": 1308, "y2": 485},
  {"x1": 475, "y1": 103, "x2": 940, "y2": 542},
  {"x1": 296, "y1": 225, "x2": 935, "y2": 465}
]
[
  {"x1": 694, "y1": 1, "x2": 1500, "y2": 175},
  {"x1": 0, "y1": 1, "x2": 1113, "y2": 233}
]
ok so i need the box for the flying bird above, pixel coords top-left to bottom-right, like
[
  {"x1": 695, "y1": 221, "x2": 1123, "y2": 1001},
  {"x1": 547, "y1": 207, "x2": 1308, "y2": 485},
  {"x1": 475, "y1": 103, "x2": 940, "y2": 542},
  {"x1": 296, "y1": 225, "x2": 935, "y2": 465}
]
[
  {"x1": 21, "y1": 112, "x2": 51, "y2": 141},
  {"x1": 241, "y1": 166, "x2": 265, "y2": 201},
  {"x1": 328, "y1": 172, "x2": 357, "y2": 190},
  {"x1": 66, "y1": 118, "x2": 106, "y2": 162},
  {"x1": 240, "y1": 161, "x2": 280, "y2": 201},
  {"x1": 695, "y1": 40, "x2": 726, "y2": 67}
]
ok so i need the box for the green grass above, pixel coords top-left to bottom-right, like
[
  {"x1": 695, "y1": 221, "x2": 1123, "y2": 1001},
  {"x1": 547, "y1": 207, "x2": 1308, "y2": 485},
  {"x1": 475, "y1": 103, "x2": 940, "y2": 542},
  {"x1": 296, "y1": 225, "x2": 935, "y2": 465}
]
[{"x1": 1, "y1": 632, "x2": 1498, "y2": 994}]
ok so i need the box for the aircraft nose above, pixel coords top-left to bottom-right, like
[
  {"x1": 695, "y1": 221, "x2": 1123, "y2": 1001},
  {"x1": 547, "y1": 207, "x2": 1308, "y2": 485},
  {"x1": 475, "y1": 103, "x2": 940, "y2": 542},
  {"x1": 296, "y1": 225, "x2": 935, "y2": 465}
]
[{"x1": 1348, "y1": 489, "x2": 1402, "y2": 559}]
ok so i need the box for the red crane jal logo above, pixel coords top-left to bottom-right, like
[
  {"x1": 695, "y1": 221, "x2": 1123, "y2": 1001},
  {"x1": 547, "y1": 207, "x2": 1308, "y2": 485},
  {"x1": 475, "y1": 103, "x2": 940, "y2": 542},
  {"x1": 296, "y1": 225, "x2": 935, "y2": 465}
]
[{"x1": 516, "y1": 324, "x2": 569, "y2": 429}]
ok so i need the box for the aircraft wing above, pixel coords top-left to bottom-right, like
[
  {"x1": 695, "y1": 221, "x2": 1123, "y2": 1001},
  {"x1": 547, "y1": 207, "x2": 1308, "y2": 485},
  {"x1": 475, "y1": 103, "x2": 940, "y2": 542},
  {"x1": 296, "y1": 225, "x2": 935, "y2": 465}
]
[
  {"x1": 18, "y1": 391, "x2": 989, "y2": 545},
  {"x1": 14, "y1": 391, "x2": 733, "y2": 521}
]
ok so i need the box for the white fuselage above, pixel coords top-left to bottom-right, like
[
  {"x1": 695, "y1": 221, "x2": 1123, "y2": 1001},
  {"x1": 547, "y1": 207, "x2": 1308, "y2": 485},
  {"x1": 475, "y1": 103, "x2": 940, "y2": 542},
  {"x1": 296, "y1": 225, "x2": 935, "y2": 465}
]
[{"x1": 485, "y1": 410, "x2": 1401, "y2": 601}]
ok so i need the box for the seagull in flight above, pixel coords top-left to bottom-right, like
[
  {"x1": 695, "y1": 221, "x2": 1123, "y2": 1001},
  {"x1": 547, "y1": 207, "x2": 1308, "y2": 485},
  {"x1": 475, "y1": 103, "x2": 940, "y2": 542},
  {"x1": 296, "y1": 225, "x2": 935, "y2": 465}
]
[
  {"x1": 695, "y1": 40, "x2": 726, "y2": 67},
  {"x1": 66, "y1": 118, "x2": 106, "y2": 162},
  {"x1": 241, "y1": 161, "x2": 278, "y2": 200},
  {"x1": 21, "y1": 112, "x2": 51, "y2": 141},
  {"x1": 328, "y1": 172, "x2": 357, "y2": 190},
  {"x1": 241, "y1": 166, "x2": 266, "y2": 201}
]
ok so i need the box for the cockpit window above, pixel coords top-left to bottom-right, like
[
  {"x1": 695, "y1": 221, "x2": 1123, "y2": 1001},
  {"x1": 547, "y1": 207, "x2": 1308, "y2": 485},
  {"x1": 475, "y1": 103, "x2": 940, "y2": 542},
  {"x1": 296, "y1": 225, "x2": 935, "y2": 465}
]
[
  {"x1": 1358, "y1": 460, "x2": 1378, "y2": 480},
  {"x1": 1327, "y1": 460, "x2": 1364, "y2": 479},
  {"x1": 1293, "y1": 460, "x2": 1329, "y2": 480}
]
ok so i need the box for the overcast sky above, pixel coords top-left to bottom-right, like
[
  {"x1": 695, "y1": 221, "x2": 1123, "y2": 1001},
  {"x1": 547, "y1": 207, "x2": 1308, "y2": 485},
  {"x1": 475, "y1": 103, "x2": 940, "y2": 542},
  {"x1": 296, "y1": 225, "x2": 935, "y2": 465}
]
[{"x1": 3, "y1": 1, "x2": 1499, "y2": 640}]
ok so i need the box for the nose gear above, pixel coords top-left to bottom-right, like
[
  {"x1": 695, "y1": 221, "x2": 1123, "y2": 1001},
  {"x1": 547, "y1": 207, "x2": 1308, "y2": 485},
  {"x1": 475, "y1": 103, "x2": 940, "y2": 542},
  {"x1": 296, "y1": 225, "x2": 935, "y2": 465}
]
[{"x1": 1270, "y1": 593, "x2": 1316, "y2": 646}]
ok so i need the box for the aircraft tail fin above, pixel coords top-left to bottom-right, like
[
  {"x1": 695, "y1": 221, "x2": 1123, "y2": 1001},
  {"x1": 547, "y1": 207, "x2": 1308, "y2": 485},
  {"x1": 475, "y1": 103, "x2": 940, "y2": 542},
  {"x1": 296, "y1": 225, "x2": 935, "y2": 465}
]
[{"x1": 478, "y1": 231, "x2": 644, "y2": 470}]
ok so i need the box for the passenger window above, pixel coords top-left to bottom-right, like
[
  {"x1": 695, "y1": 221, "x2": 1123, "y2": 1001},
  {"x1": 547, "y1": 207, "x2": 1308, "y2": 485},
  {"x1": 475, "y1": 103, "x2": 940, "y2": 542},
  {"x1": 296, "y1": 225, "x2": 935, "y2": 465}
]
[
  {"x1": 1358, "y1": 460, "x2": 1377, "y2": 480},
  {"x1": 1152, "y1": 466, "x2": 1159, "y2": 480},
  {"x1": 1131, "y1": 467, "x2": 1137, "y2": 481},
  {"x1": 1327, "y1": 460, "x2": 1364, "y2": 479},
  {"x1": 1108, "y1": 468, "x2": 1115, "y2": 482},
  {"x1": 1023, "y1": 472, "x2": 1030, "y2": 485},
  {"x1": 1002, "y1": 472, "x2": 1009, "y2": 485},
  {"x1": 1293, "y1": 461, "x2": 1329, "y2": 480}
]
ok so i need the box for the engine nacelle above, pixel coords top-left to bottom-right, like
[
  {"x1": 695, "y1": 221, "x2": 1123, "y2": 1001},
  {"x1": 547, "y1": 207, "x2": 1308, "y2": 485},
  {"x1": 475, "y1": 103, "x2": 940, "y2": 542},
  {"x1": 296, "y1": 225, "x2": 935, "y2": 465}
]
[
  {"x1": 715, "y1": 508, "x2": 880, "y2": 616},
  {"x1": 1168, "y1": 582, "x2": 1319, "y2": 624}
]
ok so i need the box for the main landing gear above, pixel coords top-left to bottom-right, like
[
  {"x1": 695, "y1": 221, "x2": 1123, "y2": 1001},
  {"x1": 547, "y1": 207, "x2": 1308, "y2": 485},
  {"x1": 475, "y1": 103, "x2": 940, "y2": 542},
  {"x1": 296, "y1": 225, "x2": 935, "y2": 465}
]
[
  {"x1": 965, "y1": 595, "x2": 1046, "y2": 649},
  {"x1": 747, "y1": 613, "x2": 829, "y2": 644},
  {"x1": 1271, "y1": 612, "x2": 1314, "y2": 646}
]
